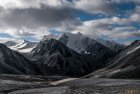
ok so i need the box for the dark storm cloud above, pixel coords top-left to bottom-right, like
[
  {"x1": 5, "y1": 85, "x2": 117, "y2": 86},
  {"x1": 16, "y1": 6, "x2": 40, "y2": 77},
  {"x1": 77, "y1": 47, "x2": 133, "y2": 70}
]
[
  {"x1": 0, "y1": 0, "x2": 119, "y2": 30},
  {"x1": 0, "y1": 6, "x2": 81, "y2": 29}
]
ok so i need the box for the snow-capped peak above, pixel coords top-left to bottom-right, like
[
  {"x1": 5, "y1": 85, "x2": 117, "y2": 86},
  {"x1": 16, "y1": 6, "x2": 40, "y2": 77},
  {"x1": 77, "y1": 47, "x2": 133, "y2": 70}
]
[
  {"x1": 1, "y1": 39, "x2": 37, "y2": 53},
  {"x1": 42, "y1": 32, "x2": 123, "y2": 53},
  {"x1": 59, "y1": 32, "x2": 96, "y2": 53},
  {"x1": 41, "y1": 32, "x2": 95, "y2": 53}
]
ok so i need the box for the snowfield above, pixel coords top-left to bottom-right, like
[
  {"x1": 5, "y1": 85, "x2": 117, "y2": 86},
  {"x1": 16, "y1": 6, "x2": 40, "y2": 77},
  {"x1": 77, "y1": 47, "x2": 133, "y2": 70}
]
[{"x1": 0, "y1": 40, "x2": 37, "y2": 53}]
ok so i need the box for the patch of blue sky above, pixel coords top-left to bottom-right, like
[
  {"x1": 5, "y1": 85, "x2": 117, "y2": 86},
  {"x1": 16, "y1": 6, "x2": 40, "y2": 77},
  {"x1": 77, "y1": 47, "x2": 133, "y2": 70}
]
[
  {"x1": 19, "y1": 36, "x2": 39, "y2": 42},
  {"x1": 74, "y1": 10, "x2": 107, "y2": 21},
  {"x1": 0, "y1": 33, "x2": 14, "y2": 38},
  {"x1": 49, "y1": 29, "x2": 63, "y2": 35},
  {"x1": 116, "y1": 37, "x2": 140, "y2": 44}
]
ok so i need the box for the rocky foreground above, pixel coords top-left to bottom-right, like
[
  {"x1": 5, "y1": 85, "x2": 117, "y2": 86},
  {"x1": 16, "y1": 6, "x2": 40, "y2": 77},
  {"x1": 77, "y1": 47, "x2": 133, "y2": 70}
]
[{"x1": 0, "y1": 74, "x2": 140, "y2": 94}]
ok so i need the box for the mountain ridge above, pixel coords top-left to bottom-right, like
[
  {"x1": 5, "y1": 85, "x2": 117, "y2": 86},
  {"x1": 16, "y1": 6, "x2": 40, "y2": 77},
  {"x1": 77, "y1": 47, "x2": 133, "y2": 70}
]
[{"x1": 84, "y1": 40, "x2": 140, "y2": 79}]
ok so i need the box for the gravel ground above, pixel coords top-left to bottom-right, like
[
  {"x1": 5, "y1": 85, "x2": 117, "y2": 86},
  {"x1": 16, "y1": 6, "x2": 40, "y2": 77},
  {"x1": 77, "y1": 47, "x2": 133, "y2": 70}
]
[{"x1": 0, "y1": 74, "x2": 140, "y2": 94}]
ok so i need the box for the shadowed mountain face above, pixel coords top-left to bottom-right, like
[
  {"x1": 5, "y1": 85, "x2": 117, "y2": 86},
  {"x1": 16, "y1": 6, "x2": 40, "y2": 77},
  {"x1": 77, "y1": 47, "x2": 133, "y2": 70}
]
[
  {"x1": 85, "y1": 40, "x2": 140, "y2": 79},
  {"x1": 0, "y1": 44, "x2": 37, "y2": 75},
  {"x1": 31, "y1": 39, "x2": 102, "y2": 77}
]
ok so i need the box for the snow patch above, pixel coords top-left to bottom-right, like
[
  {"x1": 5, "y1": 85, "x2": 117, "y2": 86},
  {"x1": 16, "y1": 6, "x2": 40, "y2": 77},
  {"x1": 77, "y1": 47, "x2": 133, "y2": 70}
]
[
  {"x1": 85, "y1": 51, "x2": 91, "y2": 54},
  {"x1": 51, "y1": 78, "x2": 77, "y2": 85},
  {"x1": 127, "y1": 45, "x2": 140, "y2": 55},
  {"x1": 6, "y1": 40, "x2": 37, "y2": 53}
]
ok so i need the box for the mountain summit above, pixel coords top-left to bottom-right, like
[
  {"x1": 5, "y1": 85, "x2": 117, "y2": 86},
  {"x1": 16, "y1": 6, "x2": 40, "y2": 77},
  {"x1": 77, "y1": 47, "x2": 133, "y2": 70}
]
[{"x1": 31, "y1": 39, "x2": 102, "y2": 76}]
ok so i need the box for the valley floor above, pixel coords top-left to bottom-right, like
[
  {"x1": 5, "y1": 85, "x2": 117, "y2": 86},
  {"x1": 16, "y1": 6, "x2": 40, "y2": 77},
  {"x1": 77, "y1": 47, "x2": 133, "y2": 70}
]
[{"x1": 0, "y1": 74, "x2": 140, "y2": 94}]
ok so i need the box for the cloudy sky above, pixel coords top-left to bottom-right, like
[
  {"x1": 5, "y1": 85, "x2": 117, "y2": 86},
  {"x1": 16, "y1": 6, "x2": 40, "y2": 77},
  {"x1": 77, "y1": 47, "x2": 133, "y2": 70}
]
[{"x1": 0, "y1": 0, "x2": 140, "y2": 44}]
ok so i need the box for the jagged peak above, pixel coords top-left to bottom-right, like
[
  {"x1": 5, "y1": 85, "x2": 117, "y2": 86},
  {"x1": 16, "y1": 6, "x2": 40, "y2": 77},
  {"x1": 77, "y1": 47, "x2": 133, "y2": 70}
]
[
  {"x1": 40, "y1": 38, "x2": 66, "y2": 49},
  {"x1": 41, "y1": 34, "x2": 59, "y2": 42},
  {"x1": 31, "y1": 38, "x2": 75, "y2": 58},
  {"x1": 41, "y1": 38, "x2": 57, "y2": 42},
  {"x1": 23, "y1": 40, "x2": 30, "y2": 43},
  {"x1": 62, "y1": 32, "x2": 83, "y2": 37},
  {"x1": 76, "y1": 32, "x2": 83, "y2": 36},
  {"x1": 23, "y1": 39, "x2": 29, "y2": 42},
  {"x1": 22, "y1": 39, "x2": 36, "y2": 44}
]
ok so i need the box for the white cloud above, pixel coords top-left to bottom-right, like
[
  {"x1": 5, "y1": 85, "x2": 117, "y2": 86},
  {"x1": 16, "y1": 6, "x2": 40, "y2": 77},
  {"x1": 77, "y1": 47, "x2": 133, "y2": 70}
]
[
  {"x1": 73, "y1": 0, "x2": 117, "y2": 14},
  {"x1": 0, "y1": 0, "x2": 71, "y2": 9},
  {"x1": 71, "y1": 17, "x2": 140, "y2": 40},
  {"x1": 0, "y1": 27, "x2": 51, "y2": 40},
  {"x1": 129, "y1": 13, "x2": 140, "y2": 22},
  {"x1": 0, "y1": 0, "x2": 118, "y2": 14},
  {"x1": 108, "y1": 0, "x2": 140, "y2": 3},
  {"x1": 0, "y1": 0, "x2": 139, "y2": 44}
]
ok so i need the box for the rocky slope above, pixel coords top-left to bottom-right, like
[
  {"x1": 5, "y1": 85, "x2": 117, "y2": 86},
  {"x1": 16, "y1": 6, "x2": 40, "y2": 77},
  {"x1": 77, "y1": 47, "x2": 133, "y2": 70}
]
[
  {"x1": 97, "y1": 38, "x2": 125, "y2": 52},
  {"x1": 84, "y1": 40, "x2": 140, "y2": 79},
  {"x1": 0, "y1": 43, "x2": 37, "y2": 75}
]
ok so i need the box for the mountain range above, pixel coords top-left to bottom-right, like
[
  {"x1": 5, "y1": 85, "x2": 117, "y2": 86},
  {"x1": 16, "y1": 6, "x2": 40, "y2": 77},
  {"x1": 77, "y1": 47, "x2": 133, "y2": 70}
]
[{"x1": 0, "y1": 32, "x2": 139, "y2": 79}]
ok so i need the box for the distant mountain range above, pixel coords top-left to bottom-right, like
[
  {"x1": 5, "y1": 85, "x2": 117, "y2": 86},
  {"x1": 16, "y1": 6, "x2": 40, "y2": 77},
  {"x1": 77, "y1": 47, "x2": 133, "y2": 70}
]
[
  {"x1": 0, "y1": 33, "x2": 139, "y2": 79},
  {"x1": 4, "y1": 40, "x2": 37, "y2": 53}
]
